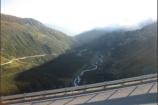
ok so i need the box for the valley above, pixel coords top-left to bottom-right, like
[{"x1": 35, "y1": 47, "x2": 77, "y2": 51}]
[
  {"x1": 1, "y1": 14, "x2": 157, "y2": 96},
  {"x1": 74, "y1": 53, "x2": 104, "y2": 86}
]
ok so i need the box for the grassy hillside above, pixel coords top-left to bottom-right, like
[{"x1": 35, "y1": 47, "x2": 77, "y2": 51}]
[
  {"x1": 14, "y1": 22, "x2": 157, "y2": 95},
  {"x1": 1, "y1": 14, "x2": 73, "y2": 58},
  {"x1": 1, "y1": 14, "x2": 74, "y2": 95}
]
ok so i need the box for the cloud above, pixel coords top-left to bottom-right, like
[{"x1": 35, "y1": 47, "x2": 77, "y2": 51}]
[{"x1": 2, "y1": 0, "x2": 157, "y2": 35}]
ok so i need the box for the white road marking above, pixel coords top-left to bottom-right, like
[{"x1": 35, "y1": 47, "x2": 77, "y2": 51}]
[
  {"x1": 67, "y1": 94, "x2": 95, "y2": 105},
  {"x1": 109, "y1": 86, "x2": 137, "y2": 99},
  {"x1": 129, "y1": 83, "x2": 153, "y2": 96},
  {"x1": 149, "y1": 83, "x2": 157, "y2": 93},
  {"x1": 87, "y1": 90, "x2": 115, "y2": 103}
]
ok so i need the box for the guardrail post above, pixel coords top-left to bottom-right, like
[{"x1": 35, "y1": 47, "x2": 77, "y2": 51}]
[
  {"x1": 104, "y1": 82, "x2": 107, "y2": 89},
  {"x1": 30, "y1": 95, "x2": 32, "y2": 105},
  {"x1": 122, "y1": 80, "x2": 125, "y2": 87},
  {"x1": 23, "y1": 93, "x2": 26, "y2": 102},
  {"x1": 83, "y1": 86, "x2": 87, "y2": 93},
  {"x1": 0, "y1": 96, "x2": 3, "y2": 104},
  {"x1": 43, "y1": 91, "x2": 46, "y2": 99},
  {"x1": 104, "y1": 85, "x2": 106, "y2": 89},
  {"x1": 64, "y1": 89, "x2": 67, "y2": 96},
  {"x1": 140, "y1": 79, "x2": 144, "y2": 83}
]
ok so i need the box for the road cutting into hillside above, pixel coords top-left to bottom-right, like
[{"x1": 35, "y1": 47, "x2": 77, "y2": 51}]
[{"x1": 1, "y1": 53, "x2": 57, "y2": 66}]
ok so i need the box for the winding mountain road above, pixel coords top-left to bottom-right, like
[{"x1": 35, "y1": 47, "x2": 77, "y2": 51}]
[
  {"x1": 73, "y1": 54, "x2": 104, "y2": 86},
  {"x1": 74, "y1": 64, "x2": 98, "y2": 86},
  {"x1": 1, "y1": 53, "x2": 57, "y2": 66}
]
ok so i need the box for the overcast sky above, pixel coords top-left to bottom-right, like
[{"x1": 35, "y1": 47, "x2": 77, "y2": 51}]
[{"x1": 2, "y1": 0, "x2": 157, "y2": 35}]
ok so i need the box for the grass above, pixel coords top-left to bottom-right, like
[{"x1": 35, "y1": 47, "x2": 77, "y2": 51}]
[
  {"x1": 1, "y1": 56, "x2": 10, "y2": 64},
  {"x1": 1, "y1": 58, "x2": 31, "y2": 95},
  {"x1": 1, "y1": 55, "x2": 57, "y2": 95},
  {"x1": 1, "y1": 14, "x2": 74, "y2": 95}
]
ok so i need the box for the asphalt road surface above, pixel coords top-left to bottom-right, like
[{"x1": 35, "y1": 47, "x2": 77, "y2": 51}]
[{"x1": 10, "y1": 82, "x2": 157, "y2": 105}]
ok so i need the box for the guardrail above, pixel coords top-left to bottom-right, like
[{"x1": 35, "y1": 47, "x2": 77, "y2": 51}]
[{"x1": 1, "y1": 73, "x2": 157, "y2": 104}]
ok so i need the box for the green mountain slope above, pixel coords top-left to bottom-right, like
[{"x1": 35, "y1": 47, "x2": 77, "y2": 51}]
[
  {"x1": 1, "y1": 14, "x2": 73, "y2": 58},
  {"x1": 14, "y1": 22, "x2": 157, "y2": 95},
  {"x1": 1, "y1": 14, "x2": 74, "y2": 95}
]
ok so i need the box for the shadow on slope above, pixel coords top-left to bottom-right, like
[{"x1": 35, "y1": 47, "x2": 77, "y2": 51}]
[{"x1": 14, "y1": 50, "x2": 93, "y2": 94}]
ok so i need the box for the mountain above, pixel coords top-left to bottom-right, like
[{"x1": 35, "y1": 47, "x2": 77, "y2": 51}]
[
  {"x1": 1, "y1": 14, "x2": 74, "y2": 59},
  {"x1": 75, "y1": 25, "x2": 126, "y2": 47},
  {"x1": 1, "y1": 14, "x2": 74, "y2": 95},
  {"x1": 78, "y1": 22, "x2": 157, "y2": 84},
  {"x1": 75, "y1": 29, "x2": 108, "y2": 47},
  {"x1": 46, "y1": 23, "x2": 76, "y2": 36},
  {"x1": 14, "y1": 22, "x2": 157, "y2": 95},
  {"x1": 75, "y1": 20, "x2": 156, "y2": 47}
]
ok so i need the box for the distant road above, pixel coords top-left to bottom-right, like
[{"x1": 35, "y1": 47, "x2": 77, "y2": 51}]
[
  {"x1": 74, "y1": 54, "x2": 103, "y2": 86},
  {"x1": 73, "y1": 53, "x2": 103, "y2": 86},
  {"x1": 74, "y1": 64, "x2": 98, "y2": 86},
  {"x1": 1, "y1": 53, "x2": 57, "y2": 66}
]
